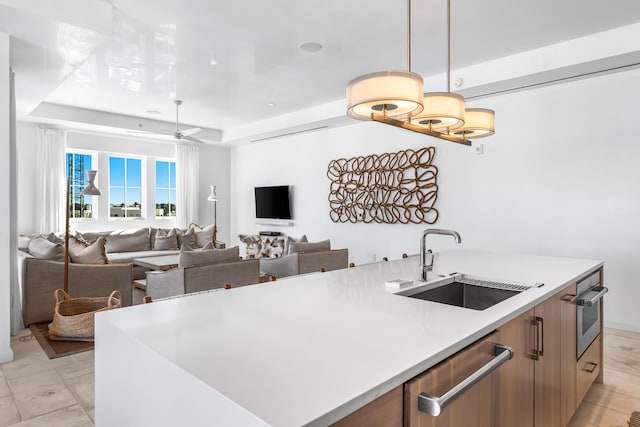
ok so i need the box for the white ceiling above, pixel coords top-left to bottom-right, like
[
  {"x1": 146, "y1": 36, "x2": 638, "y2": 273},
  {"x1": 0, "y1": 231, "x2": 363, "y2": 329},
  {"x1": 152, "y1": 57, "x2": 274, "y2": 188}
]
[{"x1": 2, "y1": 0, "x2": 640, "y2": 138}]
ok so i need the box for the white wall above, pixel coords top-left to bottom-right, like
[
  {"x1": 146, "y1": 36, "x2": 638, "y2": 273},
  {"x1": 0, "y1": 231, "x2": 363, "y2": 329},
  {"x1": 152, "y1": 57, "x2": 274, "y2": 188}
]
[
  {"x1": 16, "y1": 127, "x2": 231, "y2": 239},
  {"x1": 0, "y1": 33, "x2": 14, "y2": 362},
  {"x1": 198, "y1": 144, "x2": 231, "y2": 245},
  {"x1": 231, "y1": 68, "x2": 640, "y2": 333}
]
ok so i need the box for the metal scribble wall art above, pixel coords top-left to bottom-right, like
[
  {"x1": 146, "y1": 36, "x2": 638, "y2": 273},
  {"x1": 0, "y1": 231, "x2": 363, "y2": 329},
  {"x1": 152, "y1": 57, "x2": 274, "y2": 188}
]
[{"x1": 327, "y1": 147, "x2": 439, "y2": 224}]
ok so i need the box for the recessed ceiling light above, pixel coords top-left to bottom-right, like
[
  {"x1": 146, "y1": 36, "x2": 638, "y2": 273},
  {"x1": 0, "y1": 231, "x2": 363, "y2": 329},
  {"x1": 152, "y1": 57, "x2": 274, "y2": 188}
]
[
  {"x1": 298, "y1": 42, "x2": 322, "y2": 53},
  {"x1": 266, "y1": 103, "x2": 275, "y2": 107},
  {"x1": 146, "y1": 110, "x2": 161, "y2": 115}
]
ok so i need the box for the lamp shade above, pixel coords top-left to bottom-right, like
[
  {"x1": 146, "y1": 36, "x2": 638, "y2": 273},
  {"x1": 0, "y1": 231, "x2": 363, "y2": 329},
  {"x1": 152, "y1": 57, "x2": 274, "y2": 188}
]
[
  {"x1": 409, "y1": 92, "x2": 465, "y2": 130},
  {"x1": 207, "y1": 185, "x2": 218, "y2": 202},
  {"x1": 347, "y1": 71, "x2": 424, "y2": 120},
  {"x1": 80, "y1": 170, "x2": 101, "y2": 196},
  {"x1": 449, "y1": 108, "x2": 495, "y2": 139}
]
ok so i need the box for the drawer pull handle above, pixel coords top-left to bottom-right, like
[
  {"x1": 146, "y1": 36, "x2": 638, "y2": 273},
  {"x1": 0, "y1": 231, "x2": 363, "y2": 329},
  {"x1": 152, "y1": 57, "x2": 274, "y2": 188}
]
[
  {"x1": 418, "y1": 344, "x2": 514, "y2": 416},
  {"x1": 577, "y1": 287, "x2": 608, "y2": 307},
  {"x1": 584, "y1": 362, "x2": 598, "y2": 373}
]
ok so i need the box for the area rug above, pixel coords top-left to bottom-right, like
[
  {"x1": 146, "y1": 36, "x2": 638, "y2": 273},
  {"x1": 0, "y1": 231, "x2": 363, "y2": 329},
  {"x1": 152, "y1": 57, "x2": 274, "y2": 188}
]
[{"x1": 29, "y1": 323, "x2": 94, "y2": 359}]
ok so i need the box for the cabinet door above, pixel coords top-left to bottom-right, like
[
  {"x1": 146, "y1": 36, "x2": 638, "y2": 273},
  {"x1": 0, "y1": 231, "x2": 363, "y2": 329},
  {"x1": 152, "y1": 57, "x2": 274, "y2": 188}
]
[
  {"x1": 330, "y1": 386, "x2": 403, "y2": 427},
  {"x1": 534, "y1": 284, "x2": 577, "y2": 427},
  {"x1": 495, "y1": 309, "x2": 535, "y2": 427},
  {"x1": 404, "y1": 331, "x2": 501, "y2": 427}
]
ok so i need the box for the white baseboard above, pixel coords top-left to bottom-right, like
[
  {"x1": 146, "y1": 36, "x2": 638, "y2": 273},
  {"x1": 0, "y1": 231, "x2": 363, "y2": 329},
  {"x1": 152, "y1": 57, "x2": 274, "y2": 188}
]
[
  {"x1": 0, "y1": 346, "x2": 14, "y2": 363},
  {"x1": 604, "y1": 320, "x2": 640, "y2": 334}
]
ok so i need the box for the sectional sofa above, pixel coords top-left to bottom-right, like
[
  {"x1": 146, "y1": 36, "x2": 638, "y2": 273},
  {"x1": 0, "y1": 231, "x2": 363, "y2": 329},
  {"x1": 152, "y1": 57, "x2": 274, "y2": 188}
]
[{"x1": 18, "y1": 225, "x2": 217, "y2": 325}]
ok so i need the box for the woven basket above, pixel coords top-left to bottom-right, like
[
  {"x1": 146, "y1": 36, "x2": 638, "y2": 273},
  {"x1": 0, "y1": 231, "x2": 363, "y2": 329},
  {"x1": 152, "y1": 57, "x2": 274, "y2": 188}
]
[
  {"x1": 630, "y1": 411, "x2": 640, "y2": 427},
  {"x1": 48, "y1": 289, "x2": 121, "y2": 342}
]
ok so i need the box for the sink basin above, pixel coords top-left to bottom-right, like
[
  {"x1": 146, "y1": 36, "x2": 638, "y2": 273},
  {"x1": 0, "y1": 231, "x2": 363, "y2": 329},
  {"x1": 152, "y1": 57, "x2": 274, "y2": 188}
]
[{"x1": 398, "y1": 276, "x2": 531, "y2": 311}]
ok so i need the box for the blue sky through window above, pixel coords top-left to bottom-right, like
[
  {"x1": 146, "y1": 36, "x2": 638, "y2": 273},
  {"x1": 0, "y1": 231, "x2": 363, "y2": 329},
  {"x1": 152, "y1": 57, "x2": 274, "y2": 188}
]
[
  {"x1": 109, "y1": 156, "x2": 142, "y2": 217},
  {"x1": 155, "y1": 160, "x2": 176, "y2": 217}
]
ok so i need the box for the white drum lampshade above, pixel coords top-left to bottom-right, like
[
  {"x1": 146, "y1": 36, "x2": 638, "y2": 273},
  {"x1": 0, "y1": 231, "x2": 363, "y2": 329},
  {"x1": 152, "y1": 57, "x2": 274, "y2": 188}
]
[
  {"x1": 346, "y1": 71, "x2": 424, "y2": 120},
  {"x1": 449, "y1": 108, "x2": 495, "y2": 139},
  {"x1": 409, "y1": 92, "x2": 465, "y2": 130}
]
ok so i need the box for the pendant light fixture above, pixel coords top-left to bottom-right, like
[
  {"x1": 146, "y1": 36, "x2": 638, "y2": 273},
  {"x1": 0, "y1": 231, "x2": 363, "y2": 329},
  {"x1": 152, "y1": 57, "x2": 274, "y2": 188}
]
[
  {"x1": 346, "y1": 0, "x2": 424, "y2": 120},
  {"x1": 345, "y1": 0, "x2": 495, "y2": 146},
  {"x1": 409, "y1": 0, "x2": 465, "y2": 131}
]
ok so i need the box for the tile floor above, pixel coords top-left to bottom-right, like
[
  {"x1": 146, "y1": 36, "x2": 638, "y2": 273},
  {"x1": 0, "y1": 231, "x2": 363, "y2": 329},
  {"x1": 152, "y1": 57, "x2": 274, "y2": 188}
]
[{"x1": 0, "y1": 326, "x2": 638, "y2": 426}]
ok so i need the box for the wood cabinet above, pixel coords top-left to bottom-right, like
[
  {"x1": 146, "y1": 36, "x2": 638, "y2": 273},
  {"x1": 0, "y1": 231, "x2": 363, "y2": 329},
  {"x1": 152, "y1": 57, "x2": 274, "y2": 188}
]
[
  {"x1": 334, "y1": 280, "x2": 600, "y2": 427},
  {"x1": 495, "y1": 283, "x2": 578, "y2": 427},
  {"x1": 495, "y1": 309, "x2": 535, "y2": 427},
  {"x1": 404, "y1": 331, "x2": 501, "y2": 427},
  {"x1": 534, "y1": 283, "x2": 577, "y2": 427},
  {"x1": 330, "y1": 386, "x2": 403, "y2": 427},
  {"x1": 576, "y1": 335, "x2": 602, "y2": 404}
]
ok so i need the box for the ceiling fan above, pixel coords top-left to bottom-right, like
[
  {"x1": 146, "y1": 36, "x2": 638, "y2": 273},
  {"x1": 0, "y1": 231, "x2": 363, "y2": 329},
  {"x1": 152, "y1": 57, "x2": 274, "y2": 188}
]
[{"x1": 127, "y1": 99, "x2": 206, "y2": 144}]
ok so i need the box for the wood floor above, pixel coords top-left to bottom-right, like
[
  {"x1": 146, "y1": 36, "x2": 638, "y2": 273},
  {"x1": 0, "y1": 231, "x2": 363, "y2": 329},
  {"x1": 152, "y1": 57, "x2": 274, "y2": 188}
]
[{"x1": 0, "y1": 327, "x2": 638, "y2": 426}]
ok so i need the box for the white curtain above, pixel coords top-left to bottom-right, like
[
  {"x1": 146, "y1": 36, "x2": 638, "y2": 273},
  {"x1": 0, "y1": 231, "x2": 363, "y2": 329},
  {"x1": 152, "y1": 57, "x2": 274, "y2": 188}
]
[
  {"x1": 9, "y1": 68, "x2": 23, "y2": 335},
  {"x1": 176, "y1": 144, "x2": 200, "y2": 228},
  {"x1": 35, "y1": 127, "x2": 66, "y2": 233}
]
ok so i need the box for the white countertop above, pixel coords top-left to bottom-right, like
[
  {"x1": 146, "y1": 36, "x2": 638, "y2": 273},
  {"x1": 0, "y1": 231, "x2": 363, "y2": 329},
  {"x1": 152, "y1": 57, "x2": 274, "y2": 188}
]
[{"x1": 96, "y1": 250, "x2": 602, "y2": 426}]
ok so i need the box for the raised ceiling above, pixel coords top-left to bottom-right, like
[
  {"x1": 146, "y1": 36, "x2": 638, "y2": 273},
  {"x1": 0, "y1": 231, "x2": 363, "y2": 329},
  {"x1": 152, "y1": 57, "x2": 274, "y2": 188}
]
[{"x1": 2, "y1": 0, "x2": 640, "y2": 139}]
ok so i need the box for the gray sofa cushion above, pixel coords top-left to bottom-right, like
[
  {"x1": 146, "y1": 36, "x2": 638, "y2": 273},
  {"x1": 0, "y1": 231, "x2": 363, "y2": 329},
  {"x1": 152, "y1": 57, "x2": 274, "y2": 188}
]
[
  {"x1": 80, "y1": 228, "x2": 150, "y2": 253},
  {"x1": 290, "y1": 239, "x2": 331, "y2": 254},
  {"x1": 28, "y1": 236, "x2": 65, "y2": 261},
  {"x1": 69, "y1": 235, "x2": 109, "y2": 264},
  {"x1": 179, "y1": 245, "x2": 239, "y2": 268},
  {"x1": 154, "y1": 228, "x2": 179, "y2": 250}
]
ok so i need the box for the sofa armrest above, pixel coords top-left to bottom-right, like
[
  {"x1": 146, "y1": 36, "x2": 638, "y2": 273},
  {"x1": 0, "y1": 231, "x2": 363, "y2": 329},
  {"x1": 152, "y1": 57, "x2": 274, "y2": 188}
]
[
  {"x1": 298, "y1": 249, "x2": 349, "y2": 274},
  {"x1": 184, "y1": 259, "x2": 260, "y2": 293},
  {"x1": 23, "y1": 258, "x2": 133, "y2": 326},
  {"x1": 146, "y1": 268, "x2": 185, "y2": 300}
]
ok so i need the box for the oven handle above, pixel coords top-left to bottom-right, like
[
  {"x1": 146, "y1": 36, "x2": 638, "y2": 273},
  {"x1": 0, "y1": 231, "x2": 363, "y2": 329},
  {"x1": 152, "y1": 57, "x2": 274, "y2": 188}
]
[{"x1": 577, "y1": 286, "x2": 608, "y2": 307}]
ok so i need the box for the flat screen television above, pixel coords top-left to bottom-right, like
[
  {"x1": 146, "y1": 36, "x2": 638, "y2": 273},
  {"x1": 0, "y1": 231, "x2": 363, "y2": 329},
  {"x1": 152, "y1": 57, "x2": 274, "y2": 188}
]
[{"x1": 255, "y1": 186, "x2": 292, "y2": 220}]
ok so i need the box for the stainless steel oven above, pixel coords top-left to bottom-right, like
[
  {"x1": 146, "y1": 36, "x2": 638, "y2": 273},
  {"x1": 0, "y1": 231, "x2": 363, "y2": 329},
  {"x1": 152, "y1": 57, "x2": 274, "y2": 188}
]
[{"x1": 576, "y1": 271, "x2": 608, "y2": 358}]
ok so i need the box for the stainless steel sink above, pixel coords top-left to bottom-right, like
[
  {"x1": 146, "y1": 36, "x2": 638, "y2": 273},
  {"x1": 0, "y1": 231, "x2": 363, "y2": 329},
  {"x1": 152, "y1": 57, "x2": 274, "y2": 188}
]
[{"x1": 397, "y1": 275, "x2": 532, "y2": 311}]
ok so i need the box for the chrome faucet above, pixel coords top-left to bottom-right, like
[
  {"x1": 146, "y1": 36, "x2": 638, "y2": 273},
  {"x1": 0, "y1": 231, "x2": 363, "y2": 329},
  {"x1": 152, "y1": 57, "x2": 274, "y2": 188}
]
[{"x1": 419, "y1": 229, "x2": 462, "y2": 281}]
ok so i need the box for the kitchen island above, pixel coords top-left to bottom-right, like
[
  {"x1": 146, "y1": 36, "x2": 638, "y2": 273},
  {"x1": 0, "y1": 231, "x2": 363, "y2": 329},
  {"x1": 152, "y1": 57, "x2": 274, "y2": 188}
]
[{"x1": 94, "y1": 250, "x2": 603, "y2": 426}]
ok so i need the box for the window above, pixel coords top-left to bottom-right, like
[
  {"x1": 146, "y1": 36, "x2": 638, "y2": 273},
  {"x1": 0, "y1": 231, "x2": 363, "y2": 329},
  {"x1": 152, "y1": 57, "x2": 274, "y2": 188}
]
[
  {"x1": 109, "y1": 157, "x2": 142, "y2": 218},
  {"x1": 66, "y1": 153, "x2": 94, "y2": 219},
  {"x1": 155, "y1": 160, "x2": 176, "y2": 217}
]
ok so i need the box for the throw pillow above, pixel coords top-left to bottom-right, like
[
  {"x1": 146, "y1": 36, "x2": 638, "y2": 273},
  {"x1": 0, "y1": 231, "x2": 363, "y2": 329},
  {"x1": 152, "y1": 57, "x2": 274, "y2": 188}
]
[
  {"x1": 259, "y1": 236, "x2": 285, "y2": 258},
  {"x1": 18, "y1": 234, "x2": 33, "y2": 251},
  {"x1": 289, "y1": 239, "x2": 331, "y2": 254},
  {"x1": 189, "y1": 223, "x2": 215, "y2": 248},
  {"x1": 46, "y1": 232, "x2": 65, "y2": 245},
  {"x1": 285, "y1": 235, "x2": 308, "y2": 255},
  {"x1": 178, "y1": 245, "x2": 239, "y2": 268},
  {"x1": 69, "y1": 235, "x2": 109, "y2": 264},
  {"x1": 28, "y1": 236, "x2": 65, "y2": 261},
  {"x1": 154, "y1": 228, "x2": 179, "y2": 250},
  {"x1": 176, "y1": 227, "x2": 196, "y2": 248}
]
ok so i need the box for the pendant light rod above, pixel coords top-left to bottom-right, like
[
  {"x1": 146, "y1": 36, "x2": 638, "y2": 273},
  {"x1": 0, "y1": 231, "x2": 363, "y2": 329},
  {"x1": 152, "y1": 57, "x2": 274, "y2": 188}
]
[
  {"x1": 447, "y1": 0, "x2": 451, "y2": 92},
  {"x1": 407, "y1": 0, "x2": 412, "y2": 71}
]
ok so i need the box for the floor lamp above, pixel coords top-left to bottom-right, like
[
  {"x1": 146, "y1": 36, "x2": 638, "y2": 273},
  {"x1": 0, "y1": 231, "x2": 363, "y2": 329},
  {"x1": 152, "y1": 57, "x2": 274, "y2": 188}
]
[
  {"x1": 64, "y1": 170, "x2": 101, "y2": 294},
  {"x1": 207, "y1": 185, "x2": 218, "y2": 246}
]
